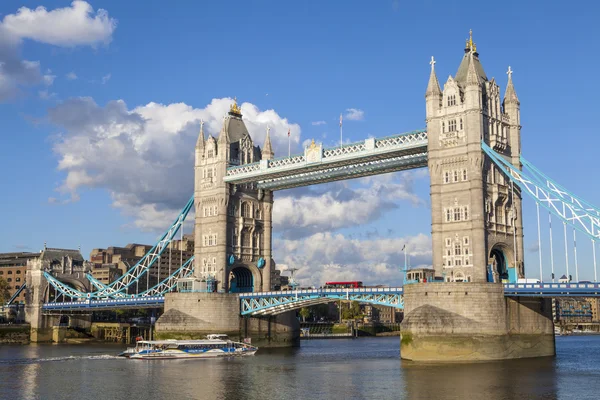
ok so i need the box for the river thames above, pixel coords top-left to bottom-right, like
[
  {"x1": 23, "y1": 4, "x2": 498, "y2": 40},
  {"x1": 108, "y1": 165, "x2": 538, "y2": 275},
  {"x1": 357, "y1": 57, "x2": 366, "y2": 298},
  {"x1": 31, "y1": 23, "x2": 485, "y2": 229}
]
[{"x1": 1, "y1": 336, "x2": 600, "y2": 400}]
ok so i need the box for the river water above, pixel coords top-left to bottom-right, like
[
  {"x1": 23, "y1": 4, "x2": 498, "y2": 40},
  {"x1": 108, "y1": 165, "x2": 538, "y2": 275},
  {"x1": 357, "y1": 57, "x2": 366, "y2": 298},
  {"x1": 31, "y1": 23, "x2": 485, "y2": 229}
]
[{"x1": 1, "y1": 336, "x2": 599, "y2": 400}]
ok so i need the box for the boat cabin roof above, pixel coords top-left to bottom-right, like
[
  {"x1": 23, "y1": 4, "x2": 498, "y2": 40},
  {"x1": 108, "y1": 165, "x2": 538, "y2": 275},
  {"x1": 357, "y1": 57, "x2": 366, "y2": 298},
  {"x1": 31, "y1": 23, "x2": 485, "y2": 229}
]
[{"x1": 137, "y1": 339, "x2": 229, "y2": 345}]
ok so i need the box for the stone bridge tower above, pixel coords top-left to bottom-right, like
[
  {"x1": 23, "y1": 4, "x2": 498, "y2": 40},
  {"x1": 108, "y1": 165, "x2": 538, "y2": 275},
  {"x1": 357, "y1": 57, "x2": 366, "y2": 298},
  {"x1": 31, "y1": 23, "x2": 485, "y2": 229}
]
[
  {"x1": 193, "y1": 99, "x2": 274, "y2": 292},
  {"x1": 426, "y1": 31, "x2": 524, "y2": 283}
]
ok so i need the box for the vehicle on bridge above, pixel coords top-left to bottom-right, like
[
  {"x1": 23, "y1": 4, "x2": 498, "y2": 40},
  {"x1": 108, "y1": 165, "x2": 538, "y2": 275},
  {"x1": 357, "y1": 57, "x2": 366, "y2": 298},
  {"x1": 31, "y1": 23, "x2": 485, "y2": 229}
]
[
  {"x1": 324, "y1": 281, "x2": 363, "y2": 289},
  {"x1": 121, "y1": 335, "x2": 258, "y2": 359}
]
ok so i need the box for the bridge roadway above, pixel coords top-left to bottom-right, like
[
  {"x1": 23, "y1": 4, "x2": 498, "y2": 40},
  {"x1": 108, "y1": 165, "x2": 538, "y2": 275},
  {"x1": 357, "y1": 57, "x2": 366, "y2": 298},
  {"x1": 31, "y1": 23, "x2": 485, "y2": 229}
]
[{"x1": 39, "y1": 283, "x2": 600, "y2": 314}]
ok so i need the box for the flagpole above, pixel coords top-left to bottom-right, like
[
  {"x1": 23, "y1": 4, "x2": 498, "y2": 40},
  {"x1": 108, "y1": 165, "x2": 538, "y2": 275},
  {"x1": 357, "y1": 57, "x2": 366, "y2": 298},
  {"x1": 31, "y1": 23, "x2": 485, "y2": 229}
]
[{"x1": 288, "y1": 128, "x2": 291, "y2": 158}]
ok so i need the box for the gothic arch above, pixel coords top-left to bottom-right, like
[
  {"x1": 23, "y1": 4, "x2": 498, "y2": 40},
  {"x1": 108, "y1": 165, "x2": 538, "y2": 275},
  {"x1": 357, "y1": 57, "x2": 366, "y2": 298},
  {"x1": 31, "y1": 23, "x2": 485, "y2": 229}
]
[
  {"x1": 228, "y1": 263, "x2": 262, "y2": 293},
  {"x1": 489, "y1": 242, "x2": 515, "y2": 282}
]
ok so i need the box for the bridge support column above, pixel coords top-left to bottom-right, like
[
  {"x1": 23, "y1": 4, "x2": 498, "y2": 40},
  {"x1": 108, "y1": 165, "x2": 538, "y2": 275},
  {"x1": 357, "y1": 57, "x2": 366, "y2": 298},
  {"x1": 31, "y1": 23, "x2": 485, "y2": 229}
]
[
  {"x1": 25, "y1": 261, "x2": 54, "y2": 342},
  {"x1": 400, "y1": 283, "x2": 555, "y2": 362},
  {"x1": 154, "y1": 292, "x2": 299, "y2": 347}
]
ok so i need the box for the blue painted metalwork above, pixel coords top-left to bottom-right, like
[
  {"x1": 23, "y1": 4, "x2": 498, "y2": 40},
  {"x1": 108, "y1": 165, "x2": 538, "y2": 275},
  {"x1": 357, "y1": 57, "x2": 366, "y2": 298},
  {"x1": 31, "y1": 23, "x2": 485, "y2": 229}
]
[
  {"x1": 503, "y1": 282, "x2": 600, "y2": 297},
  {"x1": 257, "y1": 258, "x2": 265, "y2": 269},
  {"x1": 482, "y1": 142, "x2": 600, "y2": 241},
  {"x1": 6, "y1": 283, "x2": 26, "y2": 306},
  {"x1": 239, "y1": 287, "x2": 404, "y2": 316},
  {"x1": 44, "y1": 196, "x2": 195, "y2": 300},
  {"x1": 42, "y1": 296, "x2": 165, "y2": 311}
]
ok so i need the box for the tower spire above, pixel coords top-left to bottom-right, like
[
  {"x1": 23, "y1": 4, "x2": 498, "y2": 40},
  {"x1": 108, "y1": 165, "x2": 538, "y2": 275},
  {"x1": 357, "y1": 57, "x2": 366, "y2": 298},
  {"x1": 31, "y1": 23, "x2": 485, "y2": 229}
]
[
  {"x1": 466, "y1": 52, "x2": 480, "y2": 86},
  {"x1": 426, "y1": 56, "x2": 441, "y2": 96},
  {"x1": 465, "y1": 29, "x2": 477, "y2": 53},
  {"x1": 262, "y1": 125, "x2": 274, "y2": 160},
  {"x1": 504, "y1": 66, "x2": 520, "y2": 104},
  {"x1": 195, "y1": 119, "x2": 205, "y2": 149}
]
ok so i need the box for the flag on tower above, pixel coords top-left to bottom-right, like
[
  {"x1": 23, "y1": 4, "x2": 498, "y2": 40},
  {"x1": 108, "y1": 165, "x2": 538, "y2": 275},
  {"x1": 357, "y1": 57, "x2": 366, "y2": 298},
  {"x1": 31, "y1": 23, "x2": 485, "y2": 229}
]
[{"x1": 288, "y1": 128, "x2": 290, "y2": 137}]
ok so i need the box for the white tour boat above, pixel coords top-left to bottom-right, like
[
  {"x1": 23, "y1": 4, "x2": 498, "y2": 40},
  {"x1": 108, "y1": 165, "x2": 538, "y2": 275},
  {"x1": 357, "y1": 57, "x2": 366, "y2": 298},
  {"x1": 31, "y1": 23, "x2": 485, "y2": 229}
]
[{"x1": 119, "y1": 335, "x2": 258, "y2": 359}]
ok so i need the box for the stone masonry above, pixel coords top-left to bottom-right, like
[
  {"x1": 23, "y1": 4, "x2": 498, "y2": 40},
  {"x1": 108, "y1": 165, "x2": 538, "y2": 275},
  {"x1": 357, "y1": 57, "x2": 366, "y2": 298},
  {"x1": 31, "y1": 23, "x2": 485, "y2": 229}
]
[
  {"x1": 194, "y1": 99, "x2": 274, "y2": 292},
  {"x1": 426, "y1": 31, "x2": 524, "y2": 283}
]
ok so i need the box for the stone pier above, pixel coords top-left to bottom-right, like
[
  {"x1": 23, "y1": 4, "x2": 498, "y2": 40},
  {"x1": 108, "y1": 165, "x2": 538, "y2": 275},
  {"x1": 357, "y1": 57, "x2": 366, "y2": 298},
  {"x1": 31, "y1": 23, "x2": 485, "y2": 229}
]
[
  {"x1": 155, "y1": 292, "x2": 300, "y2": 347},
  {"x1": 400, "y1": 283, "x2": 555, "y2": 362}
]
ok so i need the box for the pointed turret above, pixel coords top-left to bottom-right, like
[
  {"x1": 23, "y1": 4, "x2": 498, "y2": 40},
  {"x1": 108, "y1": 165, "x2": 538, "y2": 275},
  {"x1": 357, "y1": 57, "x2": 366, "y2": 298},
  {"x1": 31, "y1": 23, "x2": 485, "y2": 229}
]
[
  {"x1": 196, "y1": 119, "x2": 205, "y2": 150},
  {"x1": 466, "y1": 53, "x2": 480, "y2": 87},
  {"x1": 426, "y1": 56, "x2": 442, "y2": 119},
  {"x1": 503, "y1": 66, "x2": 519, "y2": 105},
  {"x1": 262, "y1": 126, "x2": 274, "y2": 160},
  {"x1": 426, "y1": 56, "x2": 442, "y2": 97}
]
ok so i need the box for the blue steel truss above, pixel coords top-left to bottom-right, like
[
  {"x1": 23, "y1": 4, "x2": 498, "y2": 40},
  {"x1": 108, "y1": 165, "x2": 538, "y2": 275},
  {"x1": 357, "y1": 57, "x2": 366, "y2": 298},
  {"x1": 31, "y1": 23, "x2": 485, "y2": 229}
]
[
  {"x1": 43, "y1": 196, "x2": 195, "y2": 300},
  {"x1": 44, "y1": 256, "x2": 194, "y2": 301},
  {"x1": 224, "y1": 130, "x2": 428, "y2": 190},
  {"x1": 42, "y1": 296, "x2": 165, "y2": 311},
  {"x1": 482, "y1": 142, "x2": 600, "y2": 241},
  {"x1": 5, "y1": 283, "x2": 26, "y2": 305},
  {"x1": 504, "y1": 282, "x2": 600, "y2": 297},
  {"x1": 239, "y1": 287, "x2": 404, "y2": 316}
]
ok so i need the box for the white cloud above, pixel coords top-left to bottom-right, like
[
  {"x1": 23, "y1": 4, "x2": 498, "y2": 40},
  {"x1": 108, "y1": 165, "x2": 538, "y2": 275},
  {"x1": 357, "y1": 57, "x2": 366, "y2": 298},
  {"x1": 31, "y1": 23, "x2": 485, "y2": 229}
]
[
  {"x1": 66, "y1": 72, "x2": 78, "y2": 80},
  {"x1": 49, "y1": 97, "x2": 302, "y2": 230},
  {"x1": 2, "y1": 1, "x2": 116, "y2": 47},
  {"x1": 344, "y1": 108, "x2": 365, "y2": 121},
  {"x1": 101, "y1": 73, "x2": 111, "y2": 84},
  {"x1": 312, "y1": 120, "x2": 326, "y2": 126},
  {"x1": 274, "y1": 172, "x2": 425, "y2": 239},
  {"x1": 43, "y1": 71, "x2": 56, "y2": 85},
  {"x1": 273, "y1": 232, "x2": 432, "y2": 287},
  {"x1": 39, "y1": 89, "x2": 57, "y2": 100},
  {"x1": 0, "y1": 2, "x2": 116, "y2": 101}
]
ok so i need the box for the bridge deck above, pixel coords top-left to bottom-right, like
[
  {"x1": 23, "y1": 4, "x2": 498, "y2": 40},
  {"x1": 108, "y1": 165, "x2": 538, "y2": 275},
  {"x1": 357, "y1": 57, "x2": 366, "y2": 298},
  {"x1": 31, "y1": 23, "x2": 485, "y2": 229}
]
[
  {"x1": 40, "y1": 283, "x2": 600, "y2": 313},
  {"x1": 224, "y1": 130, "x2": 428, "y2": 190}
]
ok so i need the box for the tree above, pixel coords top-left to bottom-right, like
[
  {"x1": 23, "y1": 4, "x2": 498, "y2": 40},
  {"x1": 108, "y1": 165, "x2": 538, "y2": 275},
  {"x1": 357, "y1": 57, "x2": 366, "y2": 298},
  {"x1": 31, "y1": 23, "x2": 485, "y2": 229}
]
[
  {"x1": 342, "y1": 301, "x2": 363, "y2": 320},
  {"x1": 299, "y1": 307, "x2": 311, "y2": 322},
  {"x1": 0, "y1": 277, "x2": 10, "y2": 304}
]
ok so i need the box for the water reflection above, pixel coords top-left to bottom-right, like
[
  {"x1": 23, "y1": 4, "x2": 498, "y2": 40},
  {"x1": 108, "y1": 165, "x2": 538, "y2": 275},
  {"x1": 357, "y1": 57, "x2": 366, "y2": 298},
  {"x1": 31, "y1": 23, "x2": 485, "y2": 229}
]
[
  {"x1": 402, "y1": 357, "x2": 558, "y2": 400},
  {"x1": 1, "y1": 337, "x2": 600, "y2": 400}
]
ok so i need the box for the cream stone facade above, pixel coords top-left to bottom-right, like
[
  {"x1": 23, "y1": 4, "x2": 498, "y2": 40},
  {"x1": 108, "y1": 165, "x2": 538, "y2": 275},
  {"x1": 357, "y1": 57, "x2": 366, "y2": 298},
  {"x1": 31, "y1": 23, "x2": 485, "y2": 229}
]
[
  {"x1": 426, "y1": 32, "x2": 524, "y2": 283},
  {"x1": 193, "y1": 99, "x2": 274, "y2": 292}
]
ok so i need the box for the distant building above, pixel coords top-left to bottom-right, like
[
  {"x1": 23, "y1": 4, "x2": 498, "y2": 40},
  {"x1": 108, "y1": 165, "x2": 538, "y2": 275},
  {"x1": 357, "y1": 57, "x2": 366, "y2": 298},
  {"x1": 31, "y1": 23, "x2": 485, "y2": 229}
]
[
  {"x1": 1, "y1": 245, "x2": 88, "y2": 304},
  {"x1": 90, "y1": 264, "x2": 122, "y2": 284},
  {"x1": 364, "y1": 304, "x2": 402, "y2": 323},
  {"x1": 0, "y1": 252, "x2": 38, "y2": 303},
  {"x1": 558, "y1": 274, "x2": 569, "y2": 283},
  {"x1": 555, "y1": 298, "x2": 592, "y2": 323},
  {"x1": 89, "y1": 235, "x2": 195, "y2": 288}
]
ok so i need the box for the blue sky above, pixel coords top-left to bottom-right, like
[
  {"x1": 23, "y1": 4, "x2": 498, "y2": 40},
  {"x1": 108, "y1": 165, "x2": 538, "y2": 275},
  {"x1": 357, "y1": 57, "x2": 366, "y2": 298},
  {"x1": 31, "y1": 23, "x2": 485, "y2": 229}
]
[{"x1": 1, "y1": 1, "x2": 599, "y2": 285}]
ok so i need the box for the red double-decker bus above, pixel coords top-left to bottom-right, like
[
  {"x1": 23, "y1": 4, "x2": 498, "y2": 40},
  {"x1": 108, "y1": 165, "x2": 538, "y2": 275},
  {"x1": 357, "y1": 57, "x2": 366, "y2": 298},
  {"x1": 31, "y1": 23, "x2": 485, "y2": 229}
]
[{"x1": 324, "y1": 281, "x2": 363, "y2": 289}]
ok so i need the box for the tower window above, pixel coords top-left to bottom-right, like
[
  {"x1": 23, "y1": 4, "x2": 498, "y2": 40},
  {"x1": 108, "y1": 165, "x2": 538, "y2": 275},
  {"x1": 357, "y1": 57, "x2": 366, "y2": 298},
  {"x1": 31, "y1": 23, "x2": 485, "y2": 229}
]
[
  {"x1": 446, "y1": 209, "x2": 452, "y2": 222},
  {"x1": 449, "y1": 120, "x2": 456, "y2": 132},
  {"x1": 454, "y1": 207, "x2": 461, "y2": 221},
  {"x1": 207, "y1": 150, "x2": 214, "y2": 158},
  {"x1": 460, "y1": 118, "x2": 463, "y2": 130},
  {"x1": 241, "y1": 202, "x2": 251, "y2": 218},
  {"x1": 453, "y1": 170, "x2": 459, "y2": 182},
  {"x1": 442, "y1": 121, "x2": 445, "y2": 132},
  {"x1": 447, "y1": 94, "x2": 456, "y2": 107},
  {"x1": 444, "y1": 171, "x2": 450, "y2": 184},
  {"x1": 462, "y1": 169, "x2": 468, "y2": 181}
]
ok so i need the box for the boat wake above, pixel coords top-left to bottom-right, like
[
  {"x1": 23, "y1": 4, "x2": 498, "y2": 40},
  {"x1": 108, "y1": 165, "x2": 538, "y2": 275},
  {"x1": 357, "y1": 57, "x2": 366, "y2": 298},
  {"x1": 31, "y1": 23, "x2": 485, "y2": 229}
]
[{"x1": 0, "y1": 354, "x2": 123, "y2": 365}]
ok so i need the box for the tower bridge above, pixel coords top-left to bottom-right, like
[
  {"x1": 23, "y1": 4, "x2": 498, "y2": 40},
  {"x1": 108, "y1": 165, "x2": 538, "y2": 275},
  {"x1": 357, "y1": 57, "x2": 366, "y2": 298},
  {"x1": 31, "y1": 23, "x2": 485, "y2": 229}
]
[{"x1": 24, "y1": 32, "x2": 600, "y2": 361}]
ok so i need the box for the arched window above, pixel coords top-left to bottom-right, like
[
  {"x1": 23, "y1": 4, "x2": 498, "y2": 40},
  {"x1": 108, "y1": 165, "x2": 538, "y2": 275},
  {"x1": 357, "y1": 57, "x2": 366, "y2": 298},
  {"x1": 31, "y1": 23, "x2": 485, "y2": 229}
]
[
  {"x1": 242, "y1": 231, "x2": 251, "y2": 247},
  {"x1": 241, "y1": 202, "x2": 251, "y2": 218}
]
